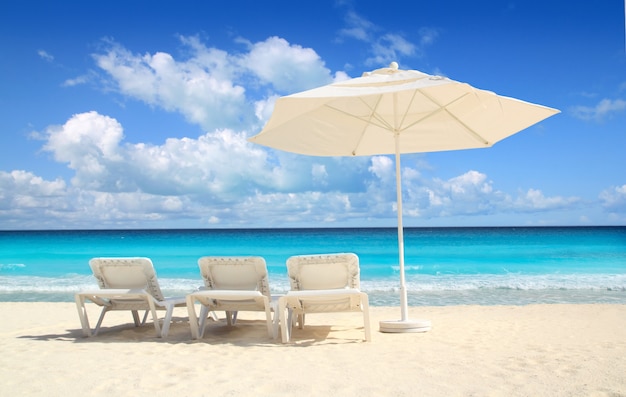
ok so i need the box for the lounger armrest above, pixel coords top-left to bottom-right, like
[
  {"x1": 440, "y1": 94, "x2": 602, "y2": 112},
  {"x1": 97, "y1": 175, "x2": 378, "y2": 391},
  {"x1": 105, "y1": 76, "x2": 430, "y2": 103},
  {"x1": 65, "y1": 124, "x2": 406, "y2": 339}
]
[
  {"x1": 77, "y1": 288, "x2": 150, "y2": 297},
  {"x1": 159, "y1": 296, "x2": 187, "y2": 307},
  {"x1": 76, "y1": 289, "x2": 152, "y2": 305},
  {"x1": 285, "y1": 288, "x2": 363, "y2": 298},
  {"x1": 188, "y1": 290, "x2": 264, "y2": 301}
]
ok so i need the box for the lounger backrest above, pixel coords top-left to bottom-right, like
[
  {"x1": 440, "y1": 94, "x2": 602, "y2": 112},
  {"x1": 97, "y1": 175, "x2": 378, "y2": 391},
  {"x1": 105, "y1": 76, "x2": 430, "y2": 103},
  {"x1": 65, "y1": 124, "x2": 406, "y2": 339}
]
[
  {"x1": 286, "y1": 253, "x2": 360, "y2": 291},
  {"x1": 89, "y1": 257, "x2": 165, "y2": 301},
  {"x1": 198, "y1": 256, "x2": 271, "y2": 298}
]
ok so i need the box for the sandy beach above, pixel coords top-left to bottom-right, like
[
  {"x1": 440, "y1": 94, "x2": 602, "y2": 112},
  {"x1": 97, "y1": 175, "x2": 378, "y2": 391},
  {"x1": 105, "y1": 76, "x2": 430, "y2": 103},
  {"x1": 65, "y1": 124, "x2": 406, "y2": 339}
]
[{"x1": 1, "y1": 302, "x2": 625, "y2": 396}]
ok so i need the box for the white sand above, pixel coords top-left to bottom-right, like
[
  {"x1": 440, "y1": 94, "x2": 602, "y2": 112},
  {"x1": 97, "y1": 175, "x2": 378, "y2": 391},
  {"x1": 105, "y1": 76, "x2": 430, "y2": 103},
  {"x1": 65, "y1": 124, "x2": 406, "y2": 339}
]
[{"x1": 1, "y1": 302, "x2": 625, "y2": 396}]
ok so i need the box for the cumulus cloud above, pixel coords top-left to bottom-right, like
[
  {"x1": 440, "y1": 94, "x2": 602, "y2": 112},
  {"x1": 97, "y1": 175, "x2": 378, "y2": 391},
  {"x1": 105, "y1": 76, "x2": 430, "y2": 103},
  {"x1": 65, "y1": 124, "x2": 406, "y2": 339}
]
[
  {"x1": 93, "y1": 36, "x2": 335, "y2": 132},
  {"x1": 1, "y1": 35, "x2": 586, "y2": 229},
  {"x1": 405, "y1": 170, "x2": 501, "y2": 218},
  {"x1": 0, "y1": 170, "x2": 69, "y2": 228},
  {"x1": 511, "y1": 189, "x2": 581, "y2": 211},
  {"x1": 599, "y1": 185, "x2": 626, "y2": 212},
  {"x1": 254, "y1": 95, "x2": 279, "y2": 124},
  {"x1": 0, "y1": 170, "x2": 66, "y2": 199},
  {"x1": 570, "y1": 98, "x2": 626, "y2": 121},
  {"x1": 94, "y1": 39, "x2": 249, "y2": 131},
  {"x1": 2, "y1": 116, "x2": 584, "y2": 228},
  {"x1": 42, "y1": 111, "x2": 124, "y2": 189},
  {"x1": 26, "y1": 110, "x2": 374, "y2": 227},
  {"x1": 240, "y1": 36, "x2": 333, "y2": 92},
  {"x1": 0, "y1": 169, "x2": 246, "y2": 229},
  {"x1": 40, "y1": 111, "x2": 274, "y2": 198},
  {"x1": 391, "y1": 170, "x2": 580, "y2": 220}
]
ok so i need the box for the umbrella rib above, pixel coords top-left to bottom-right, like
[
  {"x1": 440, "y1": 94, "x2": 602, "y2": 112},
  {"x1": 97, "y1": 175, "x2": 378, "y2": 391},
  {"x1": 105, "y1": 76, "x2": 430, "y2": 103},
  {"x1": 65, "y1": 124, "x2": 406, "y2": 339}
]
[
  {"x1": 397, "y1": 89, "x2": 420, "y2": 132},
  {"x1": 398, "y1": 91, "x2": 491, "y2": 146},
  {"x1": 324, "y1": 95, "x2": 396, "y2": 155},
  {"x1": 324, "y1": 97, "x2": 393, "y2": 131}
]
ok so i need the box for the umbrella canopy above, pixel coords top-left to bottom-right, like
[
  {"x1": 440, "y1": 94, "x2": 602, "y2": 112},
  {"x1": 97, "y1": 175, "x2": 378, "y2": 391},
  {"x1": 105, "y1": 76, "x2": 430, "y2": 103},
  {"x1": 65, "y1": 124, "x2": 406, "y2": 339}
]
[
  {"x1": 250, "y1": 62, "x2": 558, "y2": 156},
  {"x1": 249, "y1": 62, "x2": 559, "y2": 332}
]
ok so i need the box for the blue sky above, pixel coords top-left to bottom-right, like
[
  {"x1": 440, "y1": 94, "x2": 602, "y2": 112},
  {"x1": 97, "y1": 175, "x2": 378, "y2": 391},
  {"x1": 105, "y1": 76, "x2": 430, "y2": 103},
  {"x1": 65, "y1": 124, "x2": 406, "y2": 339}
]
[{"x1": 1, "y1": 0, "x2": 625, "y2": 230}]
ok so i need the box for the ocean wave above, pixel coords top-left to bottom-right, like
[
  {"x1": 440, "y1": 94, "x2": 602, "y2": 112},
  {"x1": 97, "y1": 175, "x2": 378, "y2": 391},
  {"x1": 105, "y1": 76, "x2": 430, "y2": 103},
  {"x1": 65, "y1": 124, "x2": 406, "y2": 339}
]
[
  {"x1": 361, "y1": 274, "x2": 626, "y2": 292},
  {"x1": 1, "y1": 273, "x2": 625, "y2": 305},
  {"x1": 0, "y1": 263, "x2": 26, "y2": 271},
  {"x1": 1, "y1": 274, "x2": 625, "y2": 294}
]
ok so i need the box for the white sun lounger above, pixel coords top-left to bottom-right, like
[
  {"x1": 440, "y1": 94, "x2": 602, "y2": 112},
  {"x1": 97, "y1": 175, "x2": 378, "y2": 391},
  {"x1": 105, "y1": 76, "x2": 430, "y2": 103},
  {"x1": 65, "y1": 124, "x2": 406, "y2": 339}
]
[
  {"x1": 75, "y1": 257, "x2": 186, "y2": 338},
  {"x1": 278, "y1": 253, "x2": 371, "y2": 343},
  {"x1": 186, "y1": 256, "x2": 279, "y2": 339}
]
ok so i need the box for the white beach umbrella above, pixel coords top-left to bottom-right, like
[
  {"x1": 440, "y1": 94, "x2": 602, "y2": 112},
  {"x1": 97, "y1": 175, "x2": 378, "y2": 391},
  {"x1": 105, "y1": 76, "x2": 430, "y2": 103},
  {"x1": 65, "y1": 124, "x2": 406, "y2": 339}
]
[{"x1": 249, "y1": 62, "x2": 559, "y2": 332}]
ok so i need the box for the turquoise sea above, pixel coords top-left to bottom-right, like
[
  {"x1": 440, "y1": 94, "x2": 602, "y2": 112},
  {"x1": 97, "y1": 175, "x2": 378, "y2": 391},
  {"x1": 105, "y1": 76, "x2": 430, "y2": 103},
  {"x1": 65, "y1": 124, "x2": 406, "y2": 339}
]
[{"x1": 1, "y1": 227, "x2": 625, "y2": 306}]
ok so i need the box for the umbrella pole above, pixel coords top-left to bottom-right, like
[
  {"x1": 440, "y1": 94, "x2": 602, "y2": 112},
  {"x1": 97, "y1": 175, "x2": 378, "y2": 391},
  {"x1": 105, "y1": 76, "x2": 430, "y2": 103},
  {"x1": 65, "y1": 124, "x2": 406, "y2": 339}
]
[
  {"x1": 394, "y1": 139, "x2": 409, "y2": 322},
  {"x1": 379, "y1": 133, "x2": 432, "y2": 334}
]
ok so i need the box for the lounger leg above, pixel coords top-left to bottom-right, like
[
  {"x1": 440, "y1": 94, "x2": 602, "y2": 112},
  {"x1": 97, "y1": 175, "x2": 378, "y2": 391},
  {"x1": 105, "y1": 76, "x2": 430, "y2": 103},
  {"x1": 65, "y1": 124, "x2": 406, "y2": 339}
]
[
  {"x1": 199, "y1": 308, "x2": 219, "y2": 322},
  {"x1": 298, "y1": 314, "x2": 305, "y2": 329},
  {"x1": 132, "y1": 310, "x2": 141, "y2": 327},
  {"x1": 187, "y1": 296, "x2": 201, "y2": 339},
  {"x1": 279, "y1": 297, "x2": 290, "y2": 343},
  {"x1": 145, "y1": 298, "x2": 161, "y2": 338},
  {"x1": 271, "y1": 309, "x2": 280, "y2": 340},
  {"x1": 198, "y1": 305, "x2": 213, "y2": 338},
  {"x1": 263, "y1": 298, "x2": 273, "y2": 337},
  {"x1": 140, "y1": 310, "x2": 150, "y2": 325},
  {"x1": 93, "y1": 307, "x2": 109, "y2": 336},
  {"x1": 270, "y1": 297, "x2": 280, "y2": 340},
  {"x1": 161, "y1": 304, "x2": 175, "y2": 338},
  {"x1": 361, "y1": 293, "x2": 371, "y2": 342},
  {"x1": 223, "y1": 311, "x2": 239, "y2": 325},
  {"x1": 75, "y1": 294, "x2": 92, "y2": 337}
]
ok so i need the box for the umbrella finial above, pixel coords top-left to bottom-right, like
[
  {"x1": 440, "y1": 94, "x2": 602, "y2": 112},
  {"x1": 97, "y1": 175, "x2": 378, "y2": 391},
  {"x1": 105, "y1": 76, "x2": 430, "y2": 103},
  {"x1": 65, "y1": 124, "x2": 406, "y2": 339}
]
[{"x1": 389, "y1": 61, "x2": 399, "y2": 70}]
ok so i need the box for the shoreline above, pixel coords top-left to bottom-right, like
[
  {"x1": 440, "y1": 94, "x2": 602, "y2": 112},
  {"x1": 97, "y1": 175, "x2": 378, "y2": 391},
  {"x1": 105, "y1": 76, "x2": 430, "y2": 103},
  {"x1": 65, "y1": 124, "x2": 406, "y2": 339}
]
[
  {"x1": 2, "y1": 302, "x2": 625, "y2": 396},
  {"x1": 3, "y1": 286, "x2": 626, "y2": 306}
]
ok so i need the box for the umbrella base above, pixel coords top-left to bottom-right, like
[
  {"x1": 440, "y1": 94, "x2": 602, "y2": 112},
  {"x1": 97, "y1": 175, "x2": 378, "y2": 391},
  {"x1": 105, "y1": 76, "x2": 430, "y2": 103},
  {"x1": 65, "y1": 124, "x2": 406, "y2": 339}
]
[{"x1": 379, "y1": 319, "x2": 431, "y2": 333}]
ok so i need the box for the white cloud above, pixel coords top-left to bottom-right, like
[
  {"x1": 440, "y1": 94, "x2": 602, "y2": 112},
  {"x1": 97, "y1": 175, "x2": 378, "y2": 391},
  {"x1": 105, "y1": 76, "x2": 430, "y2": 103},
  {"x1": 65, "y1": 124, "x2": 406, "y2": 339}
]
[
  {"x1": 311, "y1": 164, "x2": 328, "y2": 186},
  {"x1": 512, "y1": 188, "x2": 580, "y2": 211},
  {"x1": 570, "y1": 98, "x2": 626, "y2": 121},
  {"x1": 418, "y1": 27, "x2": 439, "y2": 47},
  {"x1": 93, "y1": 36, "x2": 335, "y2": 132},
  {"x1": 42, "y1": 111, "x2": 124, "y2": 189},
  {"x1": 0, "y1": 170, "x2": 66, "y2": 199},
  {"x1": 333, "y1": 70, "x2": 350, "y2": 82},
  {"x1": 0, "y1": 170, "x2": 69, "y2": 228},
  {"x1": 367, "y1": 33, "x2": 417, "y2": 66},
  {"x1": 62, "y1": 75, "x2": 90, "y2": 87},
  {"x1": 254, "y1": 95, "x2": 279, "y2": 125},
  {"x1": 37, "y1": 50, "x2": 54, "y2": 62},
  {"x1": 447, "y1": 171, "x2": 493, "y2": 195},
  {"x1": 338, "y1": 11, "x2": 376, "y2": 41},
  {"x1": 335, "y1": 10, "x2": 435, "y2": 67},
  {"x1": 599, "y1": 185, "x2": 626, "y2": 212},
  {"x1": 412, "y1": 171, "x2": 500, "y2": 217},
  {"x1": 1, "y1": 127, "x2": 586, "y2": 228},
  {"x1": 392, "y1": 170, "x2": 580, "y2": 220},
  {"x1": 368, "y1": 156, "x2": 394, "y2": 180},
  {"x1": 240, "y1": 36, "x2": 333, "y2": 93},
  {"x1": 94, "y1": 38, "x2": 249, "y2": 132},
  {"x1": 41, "y1": 111, "x2": 276, "y2": 199},
  {"x1": 1, "y1": 34, "x2": 591, "y2": 229}
]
